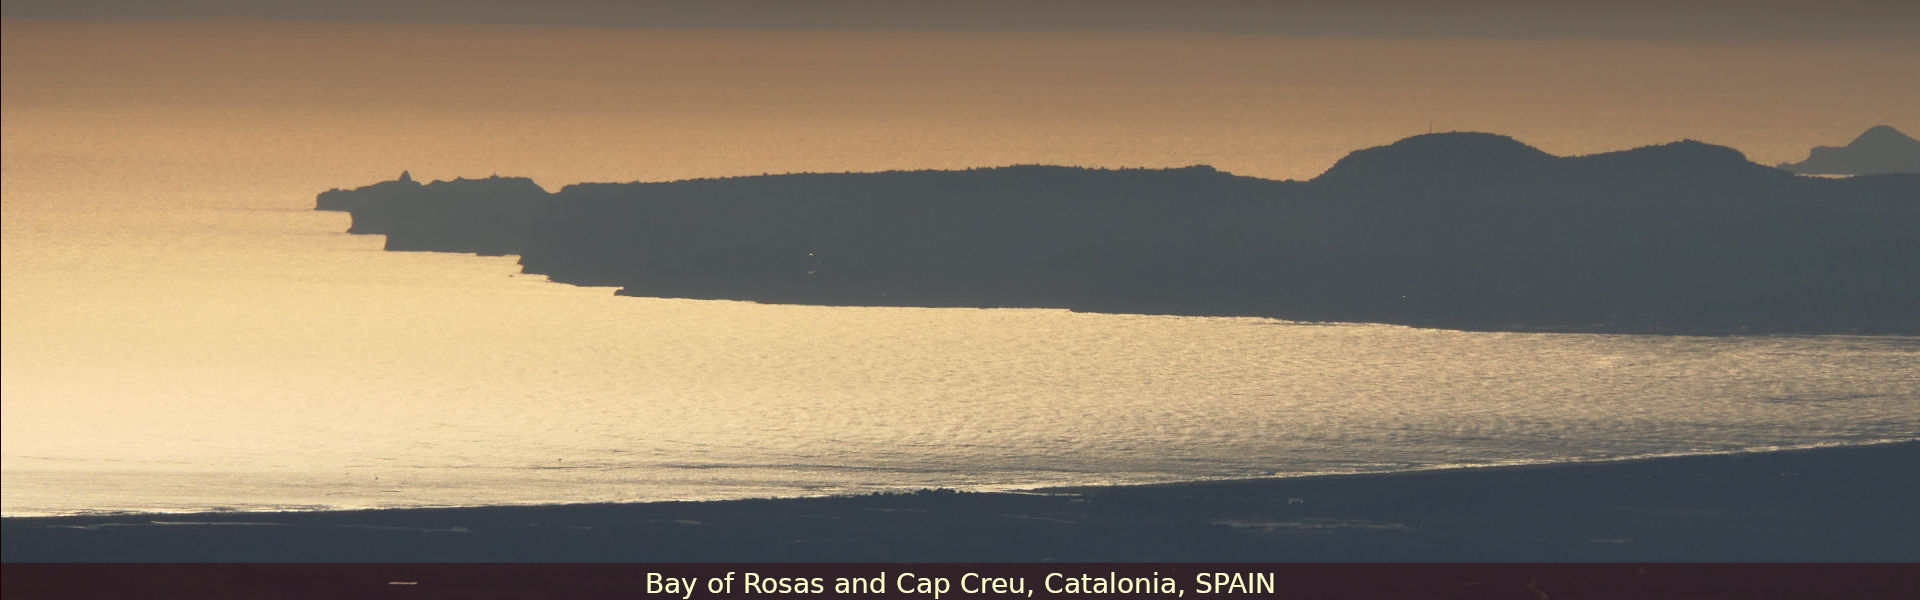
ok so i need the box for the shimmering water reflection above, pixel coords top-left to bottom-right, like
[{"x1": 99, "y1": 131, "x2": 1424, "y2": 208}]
[{"x1": 3, "y1": 209, "x2": 1915, "y2": 516}]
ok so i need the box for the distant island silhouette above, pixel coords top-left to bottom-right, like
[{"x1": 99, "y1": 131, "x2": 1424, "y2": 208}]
[
  {"x1": 317, "y1": 133, "x2": 1920, "y2": 334},
  {"x1": 1778, "y1": 125, "x2": 1920, "y2": 175}
]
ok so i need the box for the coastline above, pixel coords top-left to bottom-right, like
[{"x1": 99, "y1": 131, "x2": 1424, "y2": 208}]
[
  {"x1": 316, "y1": 146, "x2": 1920, "y2": 337},
  {"x1": 6, "y1": 441, "x2": 1916, "y2": 562}
]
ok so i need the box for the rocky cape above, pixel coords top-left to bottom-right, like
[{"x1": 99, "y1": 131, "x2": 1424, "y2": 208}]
[
  {"x1": 316, "y1": 133, "x2": 1920, "y2": 334},
  {"x1": 1778, "y1": 125, "x2": 1920, "y2": 176}
]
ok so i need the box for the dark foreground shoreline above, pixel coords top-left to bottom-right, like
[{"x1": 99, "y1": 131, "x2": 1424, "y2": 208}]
[{"x1": 6, "y1": 442, "x2": 1917, "y2": 562}]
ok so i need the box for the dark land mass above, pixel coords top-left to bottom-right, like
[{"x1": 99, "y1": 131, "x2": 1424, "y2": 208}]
[
  {"x1": 5, "y1": 442, "x2": 1917, "y2": 562},
  {"x1": 315, "y1": 132, "x2": 1920, "y2": 334},
  {"x1": 316, "y1": 170, "x2": 548, "y2": 257},
  {"x1": 1778, "y1": 125, "x2": 1920, "y2": 176}
]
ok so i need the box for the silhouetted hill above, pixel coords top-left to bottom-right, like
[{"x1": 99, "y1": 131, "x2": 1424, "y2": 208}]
[
  {"x1": 1314, "y1": 132, "x2": 1556, "y2": 189},
  {"x1": 1779, "y1": 125, "x2": 1920, "y2": 175},
  {"x1": 315, "y1": 134, "x2": 1920, "y2": 334}
]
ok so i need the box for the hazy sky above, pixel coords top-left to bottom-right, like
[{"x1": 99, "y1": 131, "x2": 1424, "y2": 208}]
[
  {"x1": 6, "y1": 0, "x2": 1919, "y2": 38},
  {"x1": 4, "y1": 2, "x2": 1916, "y2": 196}
]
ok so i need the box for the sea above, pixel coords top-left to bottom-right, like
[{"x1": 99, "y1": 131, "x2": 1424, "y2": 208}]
[{"x1": 3, "y1": 19, "x2": 1917, "y2": 517}]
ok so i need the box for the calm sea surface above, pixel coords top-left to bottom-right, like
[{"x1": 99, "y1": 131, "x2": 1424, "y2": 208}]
[
  {"x1": 3, "y1": 206, "x2": 1916, "y2": 516},
  {"x1": 4, "y1": 21, "x2": 1917, "y2": 517}
]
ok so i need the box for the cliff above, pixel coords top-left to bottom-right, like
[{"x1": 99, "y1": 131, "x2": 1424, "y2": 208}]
[
  {"x1": 315, "y1": 134, "x2": 1920, "y2": 334},
  {"x1": 318, "y1": 173, "x2": 549, "y2": 256}
]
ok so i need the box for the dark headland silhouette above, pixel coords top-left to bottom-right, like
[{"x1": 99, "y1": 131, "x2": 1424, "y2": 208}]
[
  {"x1": 1778, "y1": 125, "x2": 1920, "y2": 176},
  {"x1": 317, "y1": 132, "x2": 1920, "y2": 334}
]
